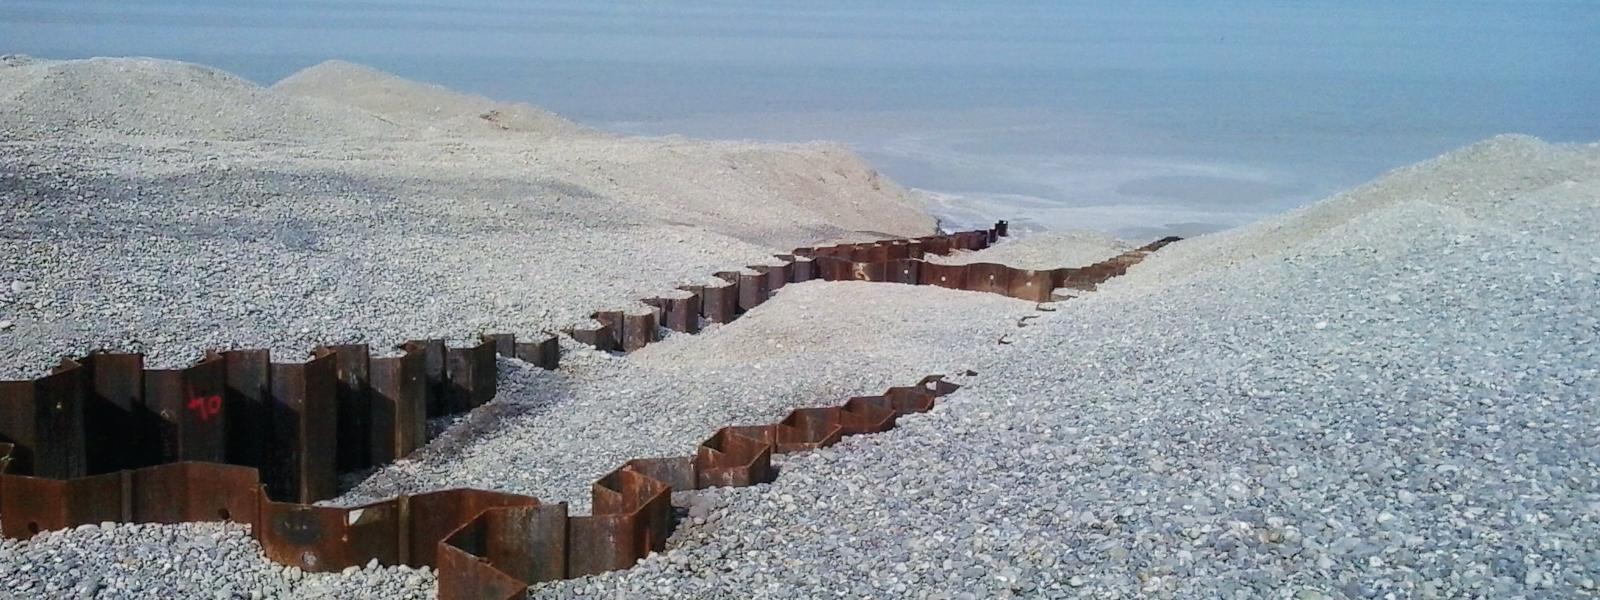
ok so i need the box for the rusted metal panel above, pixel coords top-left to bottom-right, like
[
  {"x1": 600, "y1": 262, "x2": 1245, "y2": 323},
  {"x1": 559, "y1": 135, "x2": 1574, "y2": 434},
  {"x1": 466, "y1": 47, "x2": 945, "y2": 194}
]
[
  {"x1": 370, "y1": 346, "x2": 427, "y2": 465},
  {"x1": 143, "y1": 355, "x2": 229, "y2": 464},
  {"x1": 217, "y1": 350, "x2": 270, "y2": 472},
  {"x1": 693, "y1": 428, "x2": 773, "y2": 488},
  {"x1": 80, "y1": 353, "x2": 150, "y2": 474},
  {"x1": 699, "y1": 282, "x2": 738, "y2": 324},
  {"x1": 0, "y1": 472, "x2": 123, "y2": 538},
  {"x1": 568, "y1": 468, "x2": 672, "y2": 577},
  {"x1": 513, "y1": 336, "x2": 560, "y2": 370},
  {"x1": 405, "y1": 489, "x2": 539, "y2": 568},
  {"x1": 995, "y1": 220, "x2": 1009, "y2": 237},
  {"x1": 267, "y1": 354, "x2": 338, "y2": 503},
  {"x1": 839, "y1": 397, "x2": 898, "y2": 435},
  {"x1": 438, "y1": 521, "x2": 535, "y2": 600},
  {"x1": 884, "y1": 241, "x2": 912, "y2": 261},
  {"x1": 256, "y1": 490, "x2": 401, "y2": 572},
  {"x1": 764, "y1": 262, "x2": 791, "y2": 293},
  {"x1": 0, "y1": 364, "x2": 88, "y2": 479},
  {"x1": 566, "y1": 321, "x2": 616, "y2": 352},
  {"x1": 622, "y1": 456, "x2": 694, "y2": 491},
  {"x1": 736, "y1": 271, "x2": 767, "y2": 311},
  {"x1": 445, "y1": 339, "x2": 498, "y2": 413},
  {"x1": 886, "y1": 259, "x2": 920, "y2": 285},
  {"x1": 129, "y1": 461, "x2": 259, "y2": 525},
  {"x1": 918, "y1": 262, "x2": 966, "y2": 290},
  {"x1": 620, "y1": 312, "x2": 658, "y2": 352},
  {"x1": 406, "y1": 339, "x2": 448, "y2": 418},
  {"x1": 592, "y1": 311, "x2": 626, "y2": 351},
  {"x1": 790, "y1": 258, "x2": 814, "y2": 282},
  {"x1": 316, "y1": 344, "x2": 373, "y2": 472},
  {"x1": 811, "y1": 256, "x2": 849, "y2": 281},
  {"x1": 1007, "y1": 268, "x2": 1055, "y2": 302},
  {"x1": 662, "y1": 295, "x2": 701, "y2": 334},
  {"x1": 963, "y1": 263, "x2": 1011, "y2": 296},
  {"x1": 481, "y1": 334, "x2": 516, "y2": 358},
  {"x1": 851, "y1": 260, "x2": 889, "y2": 283}
]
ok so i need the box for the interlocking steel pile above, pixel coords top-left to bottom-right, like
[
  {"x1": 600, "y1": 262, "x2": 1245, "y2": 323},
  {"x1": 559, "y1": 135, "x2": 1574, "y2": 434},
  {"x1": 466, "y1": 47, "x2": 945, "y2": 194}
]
[{"x1": 0, "y1": 221, "x2": 1180, "y2": 599}]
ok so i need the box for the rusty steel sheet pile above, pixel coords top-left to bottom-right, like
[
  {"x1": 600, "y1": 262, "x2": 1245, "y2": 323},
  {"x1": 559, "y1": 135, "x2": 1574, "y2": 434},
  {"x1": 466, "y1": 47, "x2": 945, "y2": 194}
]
[
  {"x1": 0, "y1": 220, "x2": 1185, "y2": 597},
  {"x1": 434, "y1": 375, "x2": 961, "y2": 600},
  {"x1": 0, "y1": 332, "x2": 559, "y2": 506}
]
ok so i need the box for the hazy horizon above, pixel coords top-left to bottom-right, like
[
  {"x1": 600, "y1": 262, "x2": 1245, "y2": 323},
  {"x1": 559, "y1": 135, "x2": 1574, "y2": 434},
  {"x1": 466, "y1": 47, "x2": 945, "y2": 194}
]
[{"x1": 4, "y1": 0, "x2": 1596, "y2": 237}]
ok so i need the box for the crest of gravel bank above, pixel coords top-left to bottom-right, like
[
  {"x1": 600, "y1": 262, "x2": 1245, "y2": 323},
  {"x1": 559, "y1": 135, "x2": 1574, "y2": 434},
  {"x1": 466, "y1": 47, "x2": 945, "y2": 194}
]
[{"x1": 527, "y1": 138, "x2": 1599, "y2": 598}]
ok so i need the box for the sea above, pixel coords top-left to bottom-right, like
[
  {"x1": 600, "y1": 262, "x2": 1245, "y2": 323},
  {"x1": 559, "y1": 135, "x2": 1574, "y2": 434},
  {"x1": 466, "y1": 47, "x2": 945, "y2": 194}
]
[{"x1": 4, "y1": 0, "x2": 1596, "y2": 238}]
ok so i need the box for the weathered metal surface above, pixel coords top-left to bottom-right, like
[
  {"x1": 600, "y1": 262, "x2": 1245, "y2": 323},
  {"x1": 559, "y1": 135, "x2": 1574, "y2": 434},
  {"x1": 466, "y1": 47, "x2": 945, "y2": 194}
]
[
  {"x1": 81, "y1": 352, "x2": 150, "y2": 474},
  {"x1": 0, "y1": 363, "x2": 87, "y2": 478},
  {"x1": 405, "y1": 488, "x2": 539, "y2": 568},
  {"x1": 370, "y1": 345, "x2": 427, "y2": 465},
  {"x1": 620, "y1": 312, "x2": 658, "y2": 353},
  {"x1": 315, "y1": 344, "x2": 373, "y2": 472},
  {"x1": 693, "y1": 428, "x2": 774, "y2": 489},
  {"x1": 565, "y1": 321, "x2": 616, "y2": 352},
  {"x1": 886, "y1": 258, "x2": 921, "y2": 285},
  {"x1": 143, "y1": 354, "x2": 228, "y2": 464},
  {"x1": 445, "y1": 339, "x2": 497, "y2": 412},
  {"x1": 1007, "y1": 268, "x2": 1055, "y2": 302},
  {"x1": 129, "y1": 461, "x2": 259, "y2": 525},
  {"x1": 736, "y1": 271, "x2": 767, "y2": 311},
  {"x1": 257, "y1": 491, "x2": 401, "y2": 571},
  {"x1": 919, "y1": 261, "x2": 967, "y2": 290},
  {"x1": 662, "y1": 295, "x2": 701, "y2": 334},
  {"x1": 267, "y1": 354, "x2": 338, "y2": 503},
  {"x1": 513, "y1": 336, "x2": 561, "y2": 370},
  {"x1": 963, "y1": 263, "x2": 1011, "y2": 297},
  {"x1": 568, "y1": 468, "x2": 673, "y2": 577},
  {"x1": 219, "y1": 349, "x2": 270, "y2": 472},
  {"x1": 700, "y1": 281, "x2": 738, "y2": 324},
  {"x1": 0, "y1": 471, "x2": 122, "y2": 538}
]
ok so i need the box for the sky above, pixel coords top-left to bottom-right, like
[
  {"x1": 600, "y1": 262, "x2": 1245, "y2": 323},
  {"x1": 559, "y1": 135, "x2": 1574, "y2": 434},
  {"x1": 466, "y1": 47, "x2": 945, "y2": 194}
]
[{"x1": 3, "y1": 0, "x2": 1597, "y2": 237}]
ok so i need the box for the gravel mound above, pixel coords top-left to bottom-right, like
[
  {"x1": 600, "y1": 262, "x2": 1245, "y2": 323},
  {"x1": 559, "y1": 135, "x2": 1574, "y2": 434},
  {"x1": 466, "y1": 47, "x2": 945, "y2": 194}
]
[
  {"x1": 928, "y1": 229, "x2": 1130, "y2": 270},
  {"x1": 0, "y1": 57, "x2": 937, "y2": 376},
  {"x1": 0, "y1": 57, "x2": 399, "y2": 142},
  {"x1": 1122, "y1": 134, "x2": 1600, "y2": 288},
  {"x1": 0, "y1": 522, "x2": 434, "y2": 599},
  {"x1": 530, "y1": 136, "x2": 1600, "y2": 598},
  {"x1": 336, "y1": 281, "x2": 1037, "y2": 512},
  {"x1": 272, "y1": 60, "x2": 582, "y2": 137}
]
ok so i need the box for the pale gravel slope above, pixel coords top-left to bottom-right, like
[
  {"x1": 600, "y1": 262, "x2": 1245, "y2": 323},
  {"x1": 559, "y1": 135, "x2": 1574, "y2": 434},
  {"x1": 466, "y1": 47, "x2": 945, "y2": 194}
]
[
  {"x1": 531, "y1": 137, "x2": 1600, "y2": 599},
  {"x1": 336, "y1": 281, "x2": 1036, "y2": 511},
  {"x1": 0, "y1": 57, "x2": 936, "y2": 376}
]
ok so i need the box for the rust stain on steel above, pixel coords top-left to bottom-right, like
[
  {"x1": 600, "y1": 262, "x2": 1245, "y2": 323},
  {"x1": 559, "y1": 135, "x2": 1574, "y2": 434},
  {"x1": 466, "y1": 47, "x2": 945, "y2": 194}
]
[
  {"x1": 0, "y1": 471, "x2": 123, "y2": 538},
  {"x1": 257, "y1": 491, "x2": 401, "y2": 571},
  {"x1": 445, "y1": 338, "x2": 498, "y2": 413},
  {"x1": 268, "y1": 354, "x2": 339, "y2": 503},
  {"x1": 369, "y1": 345, "x2": 427, "y2": 465},
  {"x1": 129, "y1": 461, "x2": 260, "y2": 525},
  {"x1": 0, "y1": 362, "x2": 88, "y2": 479},
  {"x1": 316, "y1": 344, "x2": 374, "y2": 472},
  {"x1": 404, "y1": 488, "x2": 539, "y2": 568},
  {"x1": 81, "y1": 352, "x2": 150, "y2": 474},
  {"x1": 513, "y1": 336, "x2": 561, "y2": 370},
  {"x1": 218, "y1": 349, "x2": 271, "y2": 474}
]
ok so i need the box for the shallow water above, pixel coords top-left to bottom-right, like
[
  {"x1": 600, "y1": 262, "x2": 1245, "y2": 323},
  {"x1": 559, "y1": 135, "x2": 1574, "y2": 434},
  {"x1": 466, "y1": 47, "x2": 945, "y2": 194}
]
[{"x1": 4, "y1": 0, "x2": 1596, "y2": 237}]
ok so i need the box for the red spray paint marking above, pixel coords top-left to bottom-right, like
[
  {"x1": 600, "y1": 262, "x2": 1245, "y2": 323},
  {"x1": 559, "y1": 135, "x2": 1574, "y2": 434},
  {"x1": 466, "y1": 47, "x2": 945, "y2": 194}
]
[{"x1": 187, "y1": 395, "x2": 222, "y2": 422}]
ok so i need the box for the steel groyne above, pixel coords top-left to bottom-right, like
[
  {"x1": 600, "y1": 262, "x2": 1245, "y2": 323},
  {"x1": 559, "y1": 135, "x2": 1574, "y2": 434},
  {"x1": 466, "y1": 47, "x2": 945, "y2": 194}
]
[{"x1": 0, "y1": 220, "x2": 1181, "y2": 599}]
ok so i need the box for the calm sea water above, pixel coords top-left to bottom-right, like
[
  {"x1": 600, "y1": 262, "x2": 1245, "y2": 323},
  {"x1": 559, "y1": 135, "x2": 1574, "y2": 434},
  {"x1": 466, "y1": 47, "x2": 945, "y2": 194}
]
[{"x1": 5, "y1": 0, "x2": 1597, "y2": 237}]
